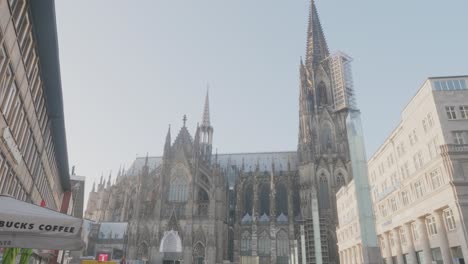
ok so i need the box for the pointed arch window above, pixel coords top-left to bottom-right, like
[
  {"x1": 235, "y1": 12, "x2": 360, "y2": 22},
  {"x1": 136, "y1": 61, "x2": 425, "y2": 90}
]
[
  {"x1": 320, "y1": 123, "x2": 334, "y2": 151},
  {"x1": 169, "y1": 166, "x2": 188, "y2": 202},
  {"x1": 240, "y1": 231, "x2": 251, "y2": 255},
  {"x1": 276, "y1": 183, "x2": 288, "y2": 216},
  {"x1": 258, "y1": 231, "x2": 271, "y2": 256},
  {"x1": 319, "y1": 173, "x2": 330, "y2": 209},
  {"x1": 336, "y1": 172, "x2": 345, "y2": 189},
  {"x1": 197, "y1": 188, "x2": 209, "y2": 216},
  {"x1": 259, "y1": 184, "x2": 270, "y2": 216},
  {"x1": 317, "y1": 81, "x2": 328, "y2": 106},
  {"x1": 193, "y1": 242, "x2": 205, "y2": 264},
  {"x1": 243, "y1": 184, "x2": 253, "y2": 215},
  {"x1": 276, "y1": 230, "x2": 290, "y2": 258}
]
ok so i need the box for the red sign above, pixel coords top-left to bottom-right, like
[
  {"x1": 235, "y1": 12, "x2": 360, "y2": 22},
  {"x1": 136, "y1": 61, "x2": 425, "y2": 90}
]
[{"x1": 98, "y1": 254, "x2": 109, "y2": 262}]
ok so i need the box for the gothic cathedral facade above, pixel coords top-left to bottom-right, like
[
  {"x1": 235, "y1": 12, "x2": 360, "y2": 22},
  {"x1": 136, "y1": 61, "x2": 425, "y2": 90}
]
[{"x1": 85, "y1": 1, "x2": 360, "y2": 263}]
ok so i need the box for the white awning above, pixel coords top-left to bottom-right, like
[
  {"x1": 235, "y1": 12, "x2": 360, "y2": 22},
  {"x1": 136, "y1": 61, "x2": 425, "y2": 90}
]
[{"x1": 0, "y1": 195, "x2": 84, "y2": 250}]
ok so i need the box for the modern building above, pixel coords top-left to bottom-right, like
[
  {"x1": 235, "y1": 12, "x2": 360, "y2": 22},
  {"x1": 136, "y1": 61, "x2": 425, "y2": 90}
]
[
  {"x1": 0, "y1": 0, "x2": 71, "y2": 210},
  {"x1": 336, "y1": 76, "x2": 468, "y2": 264},
  {"x1": 336, "y1": 181, "x2": 363, "y2": 263},
  {"x1": 84, "y1": 1, "x2": 379, "y2": 264}
]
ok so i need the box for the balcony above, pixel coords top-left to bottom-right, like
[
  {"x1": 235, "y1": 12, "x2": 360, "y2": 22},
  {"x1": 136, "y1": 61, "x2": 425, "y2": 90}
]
[{"x1": 440, "y1": 144, "x2": 468, "y2": 154}]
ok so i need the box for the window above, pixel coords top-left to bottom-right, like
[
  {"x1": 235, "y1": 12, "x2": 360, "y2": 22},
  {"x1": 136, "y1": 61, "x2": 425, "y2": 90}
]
[
  {"x1": 444, "y1": 209, "x2": 456, "y2": 231},
  {"x1": 275, "y1": 184, "x2": 288, "y2": 216},
  {"x1": 453, "y1": 132, "x2": 465, "y2": 145},
  {"x1": 430, "y1": 169, "x2": 442, "y2": 189},
  {"x1": 404, "y1": 162, "x2": 410, "y2": 178},
  {"x1": 380, "y1": 204, "x2": 387, "y2": 217},
  {"x1": 446, "y1": 106, "x2": 457, "y2": 120},
  {"x1": 426, "y1": 215, "x2": 437, "y2": 236},
  {"x1": 409, "y1": 133, "x2": 415, "y2": 146},
  {"x1": 336, "y1": 173, "x2": 345, "y2": 189},
  {"x1": 276, "y1": 230, "x2": 289, "y2": 257},
  {"x1": 259, "y1": 184, "x2": 270, "y2": 215},
  {"x1": 401, "y1": 190, "x2": 410, "y2": 206},
  {"x1": 389, "y1": 197, "x2": 398, "y2": 212},
  {"x1": 413, "y1": 151, "x2": 424, "y2": 170},
  {"x1": 397, "y1": 142, "x2": 406, "y2": 157},
  {"x1": 400, "y1": 228, "x2": 406, "y2": 245},
  {"x1": 168, "y1": 167, "x2": 188, "y2": 202},
  {"x1": 417, "y1": 151, "x2": 424, "y2": 167},
  {"x1": 411, "y1": 222, "x2": 419, "y2": 241},
  {"x1": 413, "y1": 129, "x2": 418, "y2": 143},
  {"x1": 258, "y1": 231, "x2": 270, "y2": 256},
  {"x1": 413, "y1": 154, "x2": 420, "y2": 170},
  {"x1": 434, "y1": 79, "x2": 467, "y2": 91},
  {"x1": 240, "y1": 231, "x2": 251, "y2": 254},
  {"x1": 414, "y1": 180, "x2": 424, "y2": 199},
  {"x1": 460, "y1": 106, "x2": 468, "y2": 119},
  {"x1": 422, "y1": 119, "x2": 428, "y2": 133},
  {"x1": 387, "y1": 154, "x2": 394, "y2": 167},
  {"x1": 427, "y1": 113, "x2": 434, "y2": 127},
  {"x1": 318, "y1": 174, "x2": 330, "y2": 209}
]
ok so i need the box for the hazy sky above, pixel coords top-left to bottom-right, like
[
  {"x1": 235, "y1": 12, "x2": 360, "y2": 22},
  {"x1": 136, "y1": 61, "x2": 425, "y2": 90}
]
[{"x1": 54, "y1": 0, "x2": 468, "y2": 202}]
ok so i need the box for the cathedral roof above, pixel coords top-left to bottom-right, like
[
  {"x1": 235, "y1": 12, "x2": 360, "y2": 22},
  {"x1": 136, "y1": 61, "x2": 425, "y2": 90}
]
[{"x1": 126, "y1": 151, "x2": 298, "y2": 179}]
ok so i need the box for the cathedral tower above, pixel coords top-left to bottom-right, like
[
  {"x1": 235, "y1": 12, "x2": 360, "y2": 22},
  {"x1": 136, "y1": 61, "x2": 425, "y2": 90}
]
[{"x1": 297, "y1": 1, "x2": 352, "y2": 263}]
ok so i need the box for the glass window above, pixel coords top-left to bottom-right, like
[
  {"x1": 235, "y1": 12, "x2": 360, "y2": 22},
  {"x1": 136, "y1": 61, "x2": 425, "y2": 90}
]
[
  {"x1": 446, "y1": 106, "x2": 457, "y2": 120},
  {"x1": 430, "y1": 169, "x2": 442, "y2": 189},
  {"x1": 276, "y1": 230, "x2": 289, "y2": 257},
  {"x1": 454, "y1": 132, "x2": 465, "y2": 145},
  {"x1": 168, "y1": 166, "x2": 189, "y2": 202},
  {"x1": 460, "y1": 106, "x2": 468, "y2": 119},
  {"x1": 426, "y1": 215, "x2": 437, "y2": 236},
  {"x1": 441, "y1": 81, "x2": 448, "y2": 90},
  {"x1": 444, "y1": 209, "x2": 456, "y2": 231},
  {"x1": 414, "y1": 180, "x2": 424, "y2": 199},
  {"x1": 448, "y1": 80, "x2": 455, "y2": 90},
  {"x1": 461, "y1": 79, "x2": 467, "y2": 89},
  {"x1": 434, "y1": 81, "x2": 442, "y2": 91},
  {"x1": 431, "y1": 248, "x2": 443, "y2": 264},
  {"x1": 240, "y1": 231, "x2": 251, "y2": 254},
  {"x1": 401, "y1": 190, "x2": 410, "y2": 206},
  {"x1": 258, "y1": 232, "x2": 270, "y2": 256}
]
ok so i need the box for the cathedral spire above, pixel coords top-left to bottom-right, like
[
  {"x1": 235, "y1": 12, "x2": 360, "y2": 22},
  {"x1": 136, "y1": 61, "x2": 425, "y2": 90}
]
[
  {"x1": 202, "y1": 87, "x2": 210, "y2": 127},
  {"x1": 199, "y1": 90, "x2": 213, "y2": 163},
  {"x1": 107, "y1": 172, "x2": 112, "y2": 188},
  {"x1": 163, "y1": 125, "x2": 171, "y2": 159},
  {"x1": 92, "y1": 181, "x2": 95, "y2": 192},
  {"x1": 305, "y1": 0, "x2": 329, "y2": 69}
]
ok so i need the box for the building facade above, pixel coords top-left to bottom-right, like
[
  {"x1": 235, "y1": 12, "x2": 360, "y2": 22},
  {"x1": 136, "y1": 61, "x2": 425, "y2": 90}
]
[
  {"x1": 369, "y1": 76, "x2": 468, "y2": 264},
  {"x1": 0, "y1": 0, "x2": 71, "y2": 210},
  {"x1": 337, "y1": 76, "x2": 468, "y2": 264},
  {"x1": 85, "y1": 1, "x2": 376, "y2": 264},
  {"x1": 336, "y1": 181, "x2": 363, "y2": 263}
]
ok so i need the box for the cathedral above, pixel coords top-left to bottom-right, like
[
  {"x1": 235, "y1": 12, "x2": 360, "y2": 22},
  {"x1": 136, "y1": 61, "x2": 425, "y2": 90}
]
[{"x1": 85, "y1": 1, "x2": 361, "y2": 263}]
